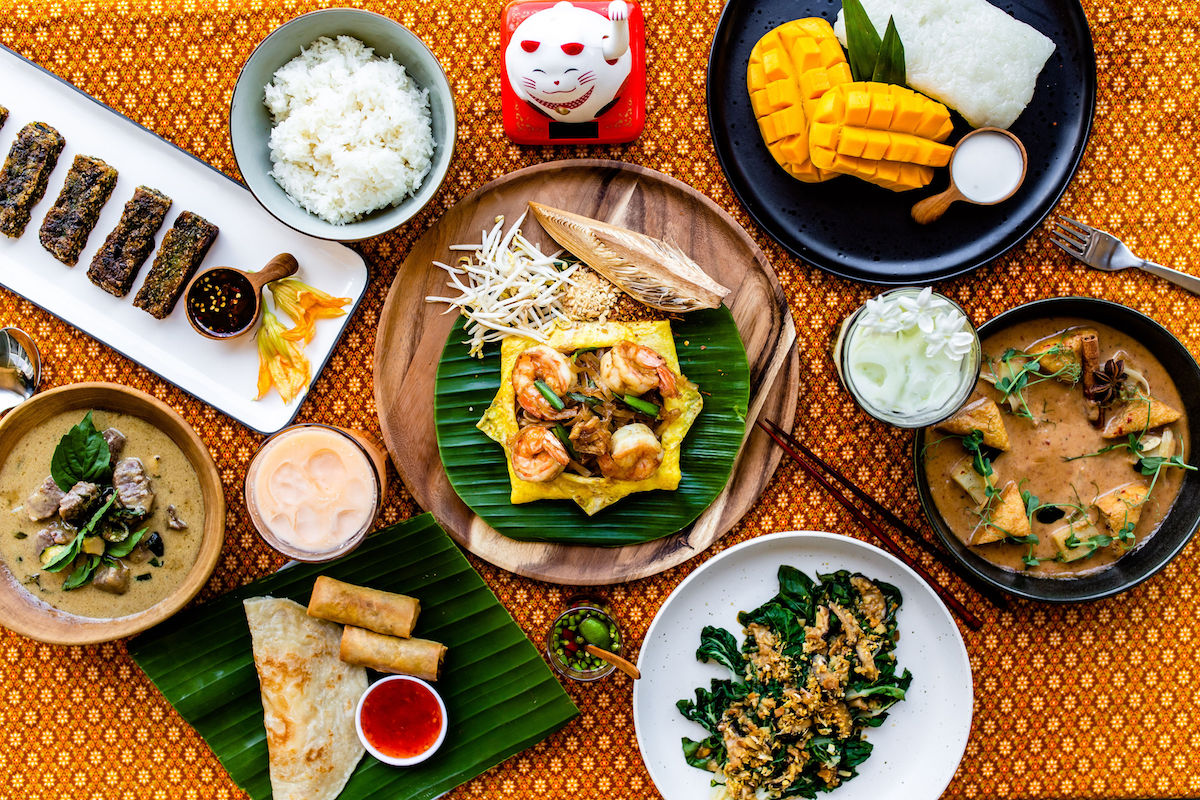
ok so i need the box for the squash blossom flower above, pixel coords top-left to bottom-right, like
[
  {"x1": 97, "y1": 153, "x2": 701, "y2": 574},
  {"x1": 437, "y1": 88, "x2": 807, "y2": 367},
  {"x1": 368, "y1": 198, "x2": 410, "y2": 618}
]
[
  {"x1": 270, "y1": 278, "x2": 351, "y2": 344},
  {"x1": 256, "y1": 309, "x2": 310, "y2": 404}
]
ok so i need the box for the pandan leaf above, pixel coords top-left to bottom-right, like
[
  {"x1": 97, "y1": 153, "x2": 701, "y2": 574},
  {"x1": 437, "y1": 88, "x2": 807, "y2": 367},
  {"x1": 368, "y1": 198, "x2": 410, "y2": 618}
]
[
  {"x1": 843, "y1": 0, "x2": 883, "y2": 82},
  {"x1": 872, "y1": 16, "x2": 907, "y2": 86},
  {"x1": 128, "y1": 515, "x2": 578, "y2": 800}
]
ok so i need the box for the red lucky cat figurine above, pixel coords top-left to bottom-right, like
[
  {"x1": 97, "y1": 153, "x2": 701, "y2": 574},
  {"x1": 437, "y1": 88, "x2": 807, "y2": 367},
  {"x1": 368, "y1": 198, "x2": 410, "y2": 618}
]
[{"x1": 501, "y1": 1, "x2": 646, "y2": 145}]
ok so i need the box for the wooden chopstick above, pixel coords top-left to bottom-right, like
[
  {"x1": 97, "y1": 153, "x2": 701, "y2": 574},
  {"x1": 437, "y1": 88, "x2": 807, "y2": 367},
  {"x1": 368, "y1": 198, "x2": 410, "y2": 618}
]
[
  {"x1": 763, "y1": 419, "x2": 1011, "y2": 612},
  {"x1": 756, "y1": 419, "x2": 985, "y2": 631}
]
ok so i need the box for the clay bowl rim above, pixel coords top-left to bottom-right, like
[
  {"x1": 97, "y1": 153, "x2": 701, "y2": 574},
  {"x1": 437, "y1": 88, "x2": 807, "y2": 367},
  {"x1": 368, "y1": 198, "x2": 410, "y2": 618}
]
[
  {"x1": 0, "y1": 382, "x2": 226, "y2": 644},
  {"x1": 912, "y1": 297, "x2": 1200, "y2": 603}
]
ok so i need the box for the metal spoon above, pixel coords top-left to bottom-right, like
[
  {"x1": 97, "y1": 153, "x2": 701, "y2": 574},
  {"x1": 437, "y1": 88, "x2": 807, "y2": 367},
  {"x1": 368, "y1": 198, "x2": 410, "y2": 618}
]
[{"x1": 0, "y1": 327, "x2": 40, "y2": 412}]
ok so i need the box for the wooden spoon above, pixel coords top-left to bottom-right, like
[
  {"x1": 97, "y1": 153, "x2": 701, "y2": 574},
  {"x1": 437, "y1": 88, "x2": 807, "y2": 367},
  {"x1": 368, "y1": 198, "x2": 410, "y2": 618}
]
[
  {"x1": 184, "y1": 253, "x2": 299, "y2": 341},
  {"x1": 911, "y1": 128, "x2": 1028, "y2": 225},
  {"x1": 585, "y1": 644, "x2": 641, "y2": 679}
]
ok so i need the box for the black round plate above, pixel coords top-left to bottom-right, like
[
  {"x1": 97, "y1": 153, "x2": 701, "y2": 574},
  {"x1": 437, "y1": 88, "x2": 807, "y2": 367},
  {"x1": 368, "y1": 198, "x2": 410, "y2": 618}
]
[
  {"x1": 707, "y1": 0, "x2": 1097, "y2": 284},
  {"x1": 914, "y1": 299, "x2": 1200, "y2": 603}
]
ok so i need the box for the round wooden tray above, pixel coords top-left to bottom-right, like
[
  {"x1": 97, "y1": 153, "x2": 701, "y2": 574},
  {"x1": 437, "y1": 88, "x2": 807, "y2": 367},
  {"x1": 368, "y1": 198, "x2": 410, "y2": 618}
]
[{"x1": 374, "y1": 159, "x2": 798, "y2": 585}]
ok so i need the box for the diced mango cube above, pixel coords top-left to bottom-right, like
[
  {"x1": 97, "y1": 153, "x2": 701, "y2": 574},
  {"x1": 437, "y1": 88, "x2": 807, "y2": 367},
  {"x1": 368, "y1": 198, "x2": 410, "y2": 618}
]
[
  {"x1": 866, "y1": 94, "x2": 895, "y2": 129},
  {"x1": 817, "y1": 37, "x2": 845, "y2": 68},
  {"x1": 837, "y1": 127, "x2": 869, "y2": 157},
  {"x1": 844, "y1": 90, "x2": 872, "y2": 126},
  {"x1": 809, "y1": 122, "x2": 837, "y2": 151},
  {"x1": 861, "y1": 129, "x2": 891, "y2": 160}
]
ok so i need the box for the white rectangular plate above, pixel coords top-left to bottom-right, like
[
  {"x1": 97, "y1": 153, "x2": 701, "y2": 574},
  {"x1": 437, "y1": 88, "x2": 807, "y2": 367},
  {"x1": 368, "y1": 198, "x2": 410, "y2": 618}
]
[{"x1": 0, "y1": 45, "x2": 368, "y2": 434}]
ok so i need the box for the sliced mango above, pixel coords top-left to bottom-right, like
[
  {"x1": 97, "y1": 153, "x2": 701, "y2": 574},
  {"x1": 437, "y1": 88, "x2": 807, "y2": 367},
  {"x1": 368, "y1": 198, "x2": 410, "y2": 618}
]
[
  {"x1": 747, "y1": 18, "x2": 853, "y2": 183},
  {"x1": 809, "y1": 81, "x2": 955, "y2": 191}
]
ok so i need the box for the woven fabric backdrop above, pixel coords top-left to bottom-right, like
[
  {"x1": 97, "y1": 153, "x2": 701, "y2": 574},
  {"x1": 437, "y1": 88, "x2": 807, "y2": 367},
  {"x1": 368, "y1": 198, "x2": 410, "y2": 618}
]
[{"x1": 1, "y1": 1, "x2": 1198, "y2": 798}]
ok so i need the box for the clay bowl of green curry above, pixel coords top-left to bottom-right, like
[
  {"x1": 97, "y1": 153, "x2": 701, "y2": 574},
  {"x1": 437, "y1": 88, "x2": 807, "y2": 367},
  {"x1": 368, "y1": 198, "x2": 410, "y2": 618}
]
[
  {"x1": 0, "y1": 382, "x2": 224, "y2": 644},
  {"x1": 914, "y1": 298, "x2": 1200, "y2": 603}
]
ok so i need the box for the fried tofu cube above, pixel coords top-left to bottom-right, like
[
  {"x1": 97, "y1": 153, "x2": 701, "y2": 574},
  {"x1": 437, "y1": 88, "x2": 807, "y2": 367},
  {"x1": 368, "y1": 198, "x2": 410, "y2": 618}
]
[
  {"x1": 936, "y1": 397, "x2": 1011, "y2": 451},
  {"x1": 1027, "y1": 328, "x2": 1097, "y2": 381},
  {"x1": 950, "y1": 456, "x2": 990, "y2": 505},
  {"x1": 970, "y1": 482, "x2": 1029, "y2": 545},
  {"x1": 1094, "y1": 484, "x2": 1150, "y2": 535},
  {"x1": 1049, "y1": 520, "x2": 1106, "y2": 562},
  {"x1": 1102, "y1": 396, "x2": 1183, "y2": 438}
]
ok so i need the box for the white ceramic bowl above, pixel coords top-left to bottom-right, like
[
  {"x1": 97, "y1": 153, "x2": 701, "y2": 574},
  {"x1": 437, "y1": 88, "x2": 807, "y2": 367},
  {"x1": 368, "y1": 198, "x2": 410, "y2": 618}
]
[
  {"x1": 355, "y1": 675, "x2": 449, "y2": 766},
  {"x1": 229, "y1": 8, "x2": 456, "y2": 241}
]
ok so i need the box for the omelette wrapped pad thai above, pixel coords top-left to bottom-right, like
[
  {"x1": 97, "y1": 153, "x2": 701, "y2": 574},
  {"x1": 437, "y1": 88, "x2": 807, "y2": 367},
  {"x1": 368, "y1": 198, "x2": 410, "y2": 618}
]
[{"x1": 478, "y1": 320, "x2": 703, "y2": 515}]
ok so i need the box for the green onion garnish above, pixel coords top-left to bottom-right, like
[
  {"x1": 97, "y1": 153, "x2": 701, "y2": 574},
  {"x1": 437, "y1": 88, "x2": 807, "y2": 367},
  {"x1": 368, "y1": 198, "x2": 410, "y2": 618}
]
[
  {"x1": 622, "y1": 394, "x2": 660, "y2": 416},
  {"x1": 534, "y1": 380, "x2": 565, "y2": 411},
  {"x1": 567, "y1": 392, "x2": 601, "y2": 407},
  {"x1": 553, "y1": 424, "x2": 576, "y2": 459}
]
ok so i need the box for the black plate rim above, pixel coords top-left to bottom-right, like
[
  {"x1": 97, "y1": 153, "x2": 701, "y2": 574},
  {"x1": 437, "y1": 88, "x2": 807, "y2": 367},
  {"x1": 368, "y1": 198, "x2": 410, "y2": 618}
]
[
  {"x1": 912, "y1": 297, "x2": 1200, "y2": 603},
  {"x1": 705, "y1": 0, "x2": 1098, "y2": 285}
]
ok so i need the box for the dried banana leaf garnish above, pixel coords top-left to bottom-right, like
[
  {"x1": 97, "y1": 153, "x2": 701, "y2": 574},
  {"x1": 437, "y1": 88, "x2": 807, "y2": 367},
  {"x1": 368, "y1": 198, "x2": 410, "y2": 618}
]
[{"x1": 527, "y1": 201, "x2": 730, "y2": 313}]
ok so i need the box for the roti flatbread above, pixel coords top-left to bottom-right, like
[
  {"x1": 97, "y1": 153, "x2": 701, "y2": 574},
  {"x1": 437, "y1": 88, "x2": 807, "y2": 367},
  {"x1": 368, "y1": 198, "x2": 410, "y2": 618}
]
[{"x1": 244, "y1": 596, "x2": 366, "y2": 800}]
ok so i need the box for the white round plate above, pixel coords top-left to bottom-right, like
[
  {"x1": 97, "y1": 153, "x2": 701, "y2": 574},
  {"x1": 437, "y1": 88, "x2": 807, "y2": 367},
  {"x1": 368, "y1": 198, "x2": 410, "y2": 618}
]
[{"x1": 633, "y1": 531, "x2": 973, "y2": 800}]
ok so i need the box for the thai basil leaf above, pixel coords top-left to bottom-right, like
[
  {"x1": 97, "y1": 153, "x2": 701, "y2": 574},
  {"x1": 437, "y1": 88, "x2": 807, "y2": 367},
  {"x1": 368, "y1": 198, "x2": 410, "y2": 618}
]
[
  {"x1": 62, "y1": 554, "x2": 101, "y2": 591},
  {"x1": 50, "y1": 411, "x2": 111, "y2": 491},
  {"x1": 42, "y1": 531, "x2": 85, "y2": 573},
  {"x1": 42, "y1": 494, "x2": 116, "y2": 573},
  {"x1": 106, "y1": 528, "x2": 148, "y2": 559}
]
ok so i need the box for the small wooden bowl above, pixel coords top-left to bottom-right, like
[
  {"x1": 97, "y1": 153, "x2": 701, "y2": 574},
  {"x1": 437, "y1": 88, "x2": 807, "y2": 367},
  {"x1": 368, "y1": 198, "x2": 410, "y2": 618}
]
[{"x1": 0, "y1": 383, "x2": 225, "y2": 644}]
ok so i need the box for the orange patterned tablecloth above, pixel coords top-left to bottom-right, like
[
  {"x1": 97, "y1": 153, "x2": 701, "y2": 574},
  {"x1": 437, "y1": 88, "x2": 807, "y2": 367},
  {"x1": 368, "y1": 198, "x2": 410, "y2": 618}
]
[{"x1": 1, "y1": 1, "x2": 1199, "y2": 798}]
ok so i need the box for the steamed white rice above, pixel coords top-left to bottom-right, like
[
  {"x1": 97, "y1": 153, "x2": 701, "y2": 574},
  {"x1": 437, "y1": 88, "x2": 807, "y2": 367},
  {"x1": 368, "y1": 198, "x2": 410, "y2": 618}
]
[
  {"x1": 834, "y1": 0, "x2": 1055, "y2": 130},
  {"x1": 264, "y1": 35, "x2": 434, "y2": 225}
]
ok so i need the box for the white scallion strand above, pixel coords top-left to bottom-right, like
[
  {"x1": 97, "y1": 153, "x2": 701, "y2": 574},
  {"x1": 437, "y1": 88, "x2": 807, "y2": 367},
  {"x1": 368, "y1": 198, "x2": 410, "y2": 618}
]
[{"x1": 426, "y1": 212, "x2": 580, "y2": 357}]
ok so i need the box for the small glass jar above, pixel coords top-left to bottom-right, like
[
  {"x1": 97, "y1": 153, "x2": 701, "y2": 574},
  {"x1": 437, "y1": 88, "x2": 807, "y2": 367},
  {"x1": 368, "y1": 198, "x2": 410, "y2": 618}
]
[
  {"x1": 245, "y1": 423, "x2": 388, "y2": 562},
  {"x1": 833, "y1": 287, "x2": 981, "y2": 428},
  {"x1": 545, "y1": 598, "x2": 623, "y2": 682}
]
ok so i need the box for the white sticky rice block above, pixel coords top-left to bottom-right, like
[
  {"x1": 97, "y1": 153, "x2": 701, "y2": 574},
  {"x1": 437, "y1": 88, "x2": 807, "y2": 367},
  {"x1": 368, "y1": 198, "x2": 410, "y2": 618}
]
[{"x1": 834, "y1": 0, "x2": 1056, "y2": 130}]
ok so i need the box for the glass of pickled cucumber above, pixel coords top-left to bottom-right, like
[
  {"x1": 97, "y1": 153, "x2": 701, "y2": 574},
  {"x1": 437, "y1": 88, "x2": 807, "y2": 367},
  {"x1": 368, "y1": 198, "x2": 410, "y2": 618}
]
[{"x1": 545, "y1": 600, "x2": 623, "y2": 682}]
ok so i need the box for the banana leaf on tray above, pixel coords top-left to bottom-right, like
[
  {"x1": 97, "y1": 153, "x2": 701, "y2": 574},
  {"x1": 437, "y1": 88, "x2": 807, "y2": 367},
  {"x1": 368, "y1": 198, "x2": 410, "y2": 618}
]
[
  {"x1": 434, "y1": 306, "x2": 751, "y2": 546},
  {"x1": 128, "y1": 513, "x2": 578, "y2": 800}
]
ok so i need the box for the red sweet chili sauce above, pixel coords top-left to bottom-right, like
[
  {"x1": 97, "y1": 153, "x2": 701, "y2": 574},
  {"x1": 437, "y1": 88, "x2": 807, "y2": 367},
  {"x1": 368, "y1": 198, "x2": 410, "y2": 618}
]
[{"x1": 360, "y1": 679, "x2": 444, "y2": 759}]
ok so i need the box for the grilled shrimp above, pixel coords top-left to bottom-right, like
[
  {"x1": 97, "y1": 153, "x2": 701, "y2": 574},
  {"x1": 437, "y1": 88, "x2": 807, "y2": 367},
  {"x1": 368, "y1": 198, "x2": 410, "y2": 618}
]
[
  {"x1": 510, "y1": 426, "x2": 570, "y2": 483},
  {"x1": 512, "y1": 345, "x2": 574, "y2": 420},
  {"x1": 599, "y1": 340, "x2": 677, "y2": 397},
  {"x1": 598, "y1": 423, "x2": 663, "y2": 481}
]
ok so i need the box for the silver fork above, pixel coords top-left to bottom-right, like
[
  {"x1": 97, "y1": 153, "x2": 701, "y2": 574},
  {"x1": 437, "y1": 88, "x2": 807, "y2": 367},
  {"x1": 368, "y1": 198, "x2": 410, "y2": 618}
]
[{"x1": 1050, "y1": 216, "x2": 1200, "y2": 295}]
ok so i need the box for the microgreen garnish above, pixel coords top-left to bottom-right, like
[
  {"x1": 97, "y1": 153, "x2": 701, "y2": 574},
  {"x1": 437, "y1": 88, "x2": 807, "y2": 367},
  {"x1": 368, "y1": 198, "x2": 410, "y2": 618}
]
[{"x1": 985, "y1": 344, "x2": 1079, "y2": 421}]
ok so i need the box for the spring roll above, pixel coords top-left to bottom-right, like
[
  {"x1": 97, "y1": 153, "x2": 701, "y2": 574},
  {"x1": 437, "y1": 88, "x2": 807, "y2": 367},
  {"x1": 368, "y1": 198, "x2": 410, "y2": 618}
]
[
  {"x1": 340, "y1": 626, "x2": 446, "y2": 682},
  {"x1": 306, "y1": 576, "x2": 420, "y2": 639}
]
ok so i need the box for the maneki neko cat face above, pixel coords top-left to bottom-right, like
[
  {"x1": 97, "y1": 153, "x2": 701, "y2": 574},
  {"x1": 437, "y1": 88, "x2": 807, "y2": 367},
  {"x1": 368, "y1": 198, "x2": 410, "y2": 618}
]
[{"x1": 505, "y1": 1, "x2": 633, "y2": 124}]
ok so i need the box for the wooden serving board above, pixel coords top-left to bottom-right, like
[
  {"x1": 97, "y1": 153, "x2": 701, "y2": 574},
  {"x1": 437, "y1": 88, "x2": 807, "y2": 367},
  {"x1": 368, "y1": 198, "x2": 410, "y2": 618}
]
[{"x1": 374, "y1": 160, "x2": 798, "y2": 585}]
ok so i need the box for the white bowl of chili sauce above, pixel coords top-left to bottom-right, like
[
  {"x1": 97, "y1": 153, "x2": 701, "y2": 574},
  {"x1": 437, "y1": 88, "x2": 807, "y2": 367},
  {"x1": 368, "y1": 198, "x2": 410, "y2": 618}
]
[{"x1": 355, "y1": 675, "x2": 448, "y2": 766}]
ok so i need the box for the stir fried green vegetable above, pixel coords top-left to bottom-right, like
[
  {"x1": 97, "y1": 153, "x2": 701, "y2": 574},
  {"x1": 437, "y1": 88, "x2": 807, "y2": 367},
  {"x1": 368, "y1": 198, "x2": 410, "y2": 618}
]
[{"x1": 677, "y1": 567, "x2": 911, "y2": 799}]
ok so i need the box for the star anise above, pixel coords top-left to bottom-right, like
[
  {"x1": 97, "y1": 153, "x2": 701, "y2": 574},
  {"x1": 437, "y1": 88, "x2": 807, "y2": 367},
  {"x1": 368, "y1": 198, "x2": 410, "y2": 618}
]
[{"x1": 1089, "y1": 358, "x2": 1126, "y2": 407}]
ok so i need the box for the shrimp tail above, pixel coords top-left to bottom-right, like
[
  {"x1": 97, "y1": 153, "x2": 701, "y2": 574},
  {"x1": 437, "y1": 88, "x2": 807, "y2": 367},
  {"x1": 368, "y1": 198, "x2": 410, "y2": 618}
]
[{"x1": 657, "y1": 363, "x2": 678, "y2": 397}]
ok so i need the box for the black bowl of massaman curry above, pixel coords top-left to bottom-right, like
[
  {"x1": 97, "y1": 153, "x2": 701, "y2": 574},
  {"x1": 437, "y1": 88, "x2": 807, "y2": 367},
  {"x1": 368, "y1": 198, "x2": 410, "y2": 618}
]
[{"x1": 915, "y1": 298, "x2": 1200, "y2": 603}]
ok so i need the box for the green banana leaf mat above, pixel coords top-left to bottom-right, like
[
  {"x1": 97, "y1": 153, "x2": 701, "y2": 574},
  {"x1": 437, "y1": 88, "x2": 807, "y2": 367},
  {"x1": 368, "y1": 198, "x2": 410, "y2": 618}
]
[
  {"x1": 435, "y1": 306, "x2": 751, "y2": 546},
  {"x1": 127, "y1": 513, "x2": 579, "y2": 800}
]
